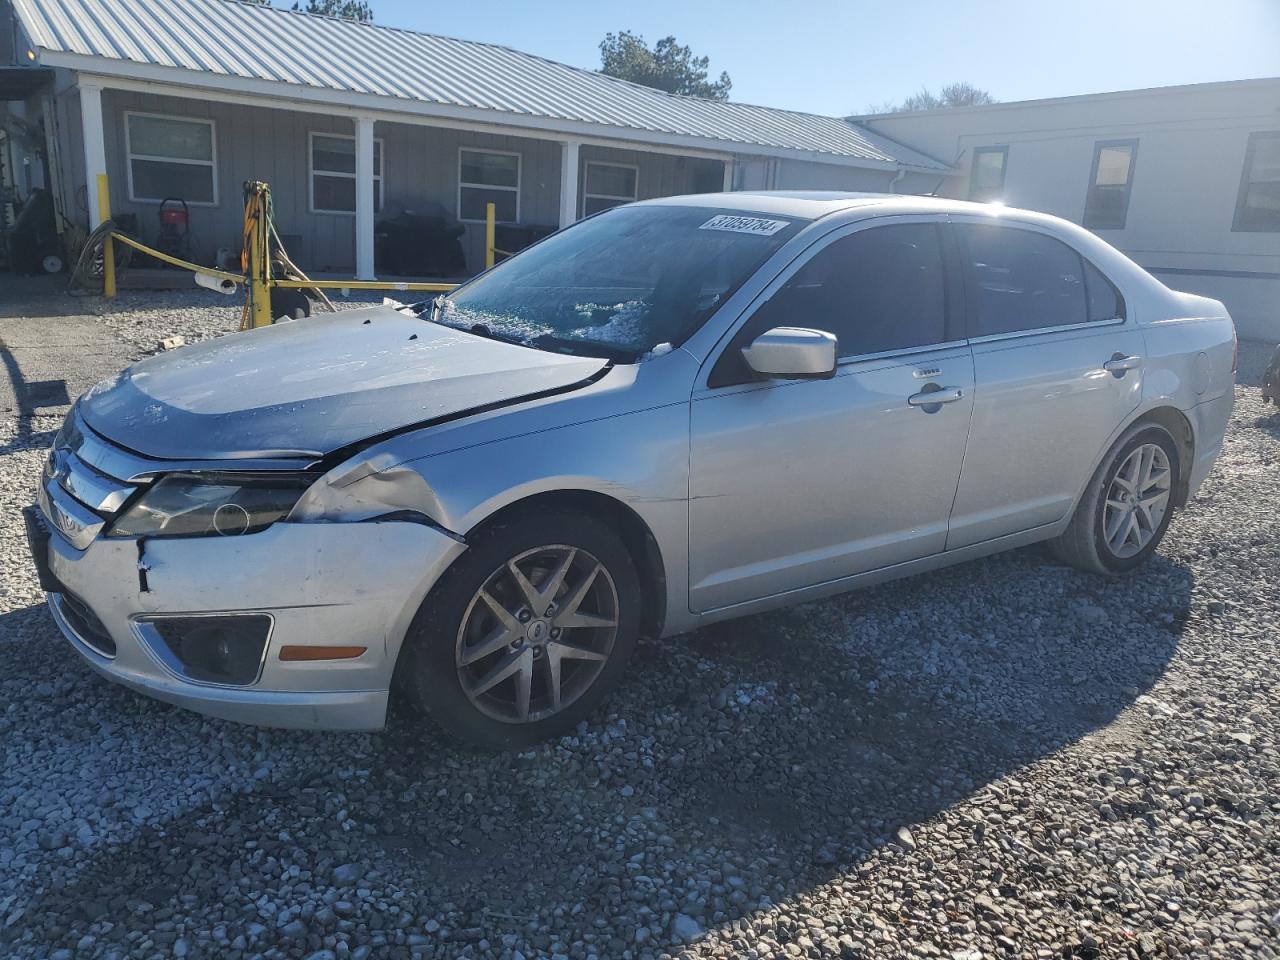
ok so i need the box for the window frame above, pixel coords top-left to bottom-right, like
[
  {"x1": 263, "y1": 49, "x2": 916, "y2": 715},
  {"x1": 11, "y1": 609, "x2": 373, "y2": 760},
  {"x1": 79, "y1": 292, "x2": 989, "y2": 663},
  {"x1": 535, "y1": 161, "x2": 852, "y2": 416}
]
[
  {"x1": 457, "y1": 147, "x2": 521, "y2": 224},
  {"x1": 581, "y1": 160, "x2": 640, "y2": 216},
  {"x1": 1082, "y1": 138, "x2": 1138, "y2": 231},
  {"x1": 1232, "y1": 130, "x2": 1280, "y2": 233},
  {"x1": 967, "y1": 146, "x2": 1008, "y2": 202},
  {"x1": 706, "y1": 216, "x2": 963, "y2": 389},
  {"x1": 950, "y1": 219, "x2": 1128, "y2": 344},
  {"x1": 307, "y1": 131, "x2": 385, "y2": 216},
  {"x1": 123, "y1": 111, "x2": 218, "y2": 206}
]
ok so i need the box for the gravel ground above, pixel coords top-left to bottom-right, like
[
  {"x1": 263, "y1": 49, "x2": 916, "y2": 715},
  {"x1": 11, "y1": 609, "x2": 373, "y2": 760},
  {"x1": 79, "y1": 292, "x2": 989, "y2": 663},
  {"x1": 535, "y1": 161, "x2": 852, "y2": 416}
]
[
  {"x1": 88, "y1": 288, "x2": 388, "y2": 359},
  {"x1": 1, "y1": 288, "x2": 1278, "y2": 960}
]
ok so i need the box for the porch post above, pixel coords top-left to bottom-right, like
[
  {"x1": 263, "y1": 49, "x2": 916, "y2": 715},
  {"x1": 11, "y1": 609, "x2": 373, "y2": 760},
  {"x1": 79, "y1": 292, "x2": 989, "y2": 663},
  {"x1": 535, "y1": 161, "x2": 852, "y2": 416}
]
[
  {"x1": 722, "y1": 156, "x2": 735, "y2": 192},
  {"x1": 559, "y1": 140, "x2": 580, "y2": 229},
  {"x1": 354, "y1": 114, "x2": 376, "y2": 279},
  {"x1": 79, "y1": 82, "x2": 107, "y2": 229}
]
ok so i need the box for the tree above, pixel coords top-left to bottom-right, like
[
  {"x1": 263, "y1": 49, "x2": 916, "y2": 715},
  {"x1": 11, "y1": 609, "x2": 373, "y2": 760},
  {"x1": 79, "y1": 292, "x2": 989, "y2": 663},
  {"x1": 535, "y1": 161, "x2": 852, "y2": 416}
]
[
  {"x1": 293, "y1": 0, "x2": 373, "y2": 20},
  {"x1": 599, "y1": 31, "x2": 731, "y2": 100},
  {"x1": 864, "y1": 82, "x2": 996, "y2": 114},
  {"x1": 242, "y1": 0, "x2": 374, "y2": 22}
]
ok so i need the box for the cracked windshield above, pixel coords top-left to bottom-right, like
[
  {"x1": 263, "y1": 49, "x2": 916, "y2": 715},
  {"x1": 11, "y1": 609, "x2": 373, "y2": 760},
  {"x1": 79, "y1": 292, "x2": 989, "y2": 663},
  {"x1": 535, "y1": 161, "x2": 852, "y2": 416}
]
[{"x1": 426, "y1": 205, "x2": 805, "y2": 360}]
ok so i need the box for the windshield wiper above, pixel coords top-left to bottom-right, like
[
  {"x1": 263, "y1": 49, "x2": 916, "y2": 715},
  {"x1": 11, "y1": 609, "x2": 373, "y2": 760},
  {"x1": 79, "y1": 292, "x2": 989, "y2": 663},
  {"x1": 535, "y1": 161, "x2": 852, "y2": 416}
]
[
  {"x1": 465, "y1": 322, "x2": 534, "y2": 348},
  {"x1": 528, "y1": 334, "x2": 640, "y2": 363}
]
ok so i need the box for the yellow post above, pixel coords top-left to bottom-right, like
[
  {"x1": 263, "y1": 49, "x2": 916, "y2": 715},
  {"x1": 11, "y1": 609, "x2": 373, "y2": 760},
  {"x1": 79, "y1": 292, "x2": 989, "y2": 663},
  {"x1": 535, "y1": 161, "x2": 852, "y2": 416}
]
[
  {"x1": 485, "y1": 201, "x2": 496, "y2": 269},
  {"x1": 96, "y1": 174, "x2": 116, "y2": 298},
  {"x1": 246, "y1": 187, "x2": 273, "y2": 329}
]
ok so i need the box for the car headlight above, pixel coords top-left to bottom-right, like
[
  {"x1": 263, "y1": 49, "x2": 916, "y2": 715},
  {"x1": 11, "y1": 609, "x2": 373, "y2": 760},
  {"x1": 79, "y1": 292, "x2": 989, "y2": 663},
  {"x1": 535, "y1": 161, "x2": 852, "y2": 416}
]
[{"x1": 108, "y1": 473, "x2": 316, "y2": 539}]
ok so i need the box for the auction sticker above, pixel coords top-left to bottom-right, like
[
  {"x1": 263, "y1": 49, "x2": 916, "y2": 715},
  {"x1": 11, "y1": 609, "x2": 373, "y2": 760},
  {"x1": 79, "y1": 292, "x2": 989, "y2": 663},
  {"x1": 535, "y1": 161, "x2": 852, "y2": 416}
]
[{"x1": 699, "y1": 215, "x2": 790, "y2": 236}]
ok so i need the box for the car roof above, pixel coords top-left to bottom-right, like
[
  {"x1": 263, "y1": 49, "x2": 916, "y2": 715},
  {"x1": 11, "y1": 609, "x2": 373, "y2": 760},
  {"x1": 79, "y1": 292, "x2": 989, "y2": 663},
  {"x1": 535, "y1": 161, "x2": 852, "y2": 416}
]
[
  {"x1": 638, "y1": 190, "x2": 1040, "y2": 222},
  {"x1": 638, "y1": 190, "x2": 1172, "y2": 302}
]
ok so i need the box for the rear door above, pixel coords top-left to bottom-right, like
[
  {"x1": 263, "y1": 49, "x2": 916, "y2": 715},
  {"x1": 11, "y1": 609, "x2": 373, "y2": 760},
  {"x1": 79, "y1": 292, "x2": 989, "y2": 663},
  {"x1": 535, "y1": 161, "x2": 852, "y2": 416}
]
[
  {"x1": 687, "y1": 218, "x2": 974, "y2": 613},
  {"x1": 945, "y1": 219, "x2": 1145, "y2": 549}
]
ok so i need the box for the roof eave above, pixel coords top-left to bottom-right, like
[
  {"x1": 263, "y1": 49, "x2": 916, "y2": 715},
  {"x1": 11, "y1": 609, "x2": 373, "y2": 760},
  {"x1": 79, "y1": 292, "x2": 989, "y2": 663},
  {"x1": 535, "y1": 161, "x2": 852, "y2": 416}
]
[{"x1": 41, "y1": 49, "x2": 951, "y2": 173}]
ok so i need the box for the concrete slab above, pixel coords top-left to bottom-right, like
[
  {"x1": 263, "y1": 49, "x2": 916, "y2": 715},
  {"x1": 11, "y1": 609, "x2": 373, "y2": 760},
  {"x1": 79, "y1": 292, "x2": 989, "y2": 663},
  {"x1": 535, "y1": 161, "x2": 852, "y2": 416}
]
[{"x1": 0, "y1": 276, "x2": 134, "y2": 420}]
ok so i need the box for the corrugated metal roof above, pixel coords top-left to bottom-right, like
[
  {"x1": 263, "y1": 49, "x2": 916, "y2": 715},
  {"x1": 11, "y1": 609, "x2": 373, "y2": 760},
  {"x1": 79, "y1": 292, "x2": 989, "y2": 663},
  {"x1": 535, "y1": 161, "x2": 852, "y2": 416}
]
[{"x1": 12, "y1": 0, "x2": 949, "y2": 170}]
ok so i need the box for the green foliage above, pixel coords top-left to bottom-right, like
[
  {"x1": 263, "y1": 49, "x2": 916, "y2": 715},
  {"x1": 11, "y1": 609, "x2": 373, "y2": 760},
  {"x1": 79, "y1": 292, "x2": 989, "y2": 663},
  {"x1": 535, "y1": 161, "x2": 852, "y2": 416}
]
[
  {"x1": 293, "y1": 0, "x2": 373, "y2": 20},
  {"x1": 865, "y1": 82, "x2": 996, "y2": 115},
  {"x1": 240, "y1": 0, "x2": 374, "y2": 22},
  {"x1": 599, "y1": 31, "x2": 731, "y2": 100}
]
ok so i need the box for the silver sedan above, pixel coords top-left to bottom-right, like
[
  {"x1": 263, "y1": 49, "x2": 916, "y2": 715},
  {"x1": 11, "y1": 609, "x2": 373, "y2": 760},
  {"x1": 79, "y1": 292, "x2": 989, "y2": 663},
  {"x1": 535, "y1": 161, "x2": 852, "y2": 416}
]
[{"x1": 26, "y1": 192, "x2": 1236, "y2": 746}]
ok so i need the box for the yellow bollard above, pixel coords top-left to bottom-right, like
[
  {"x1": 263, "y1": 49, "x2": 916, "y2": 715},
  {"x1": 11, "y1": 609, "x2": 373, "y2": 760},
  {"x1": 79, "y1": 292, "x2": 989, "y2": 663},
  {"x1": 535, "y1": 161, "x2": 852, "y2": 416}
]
[
  {"x1": 485, "y1": 201, "x2": 496, "y2": 270},
  {"x1": 245, "y1": 187, "x2": 273, "y2": 329},
  {"x1": 96, "y1": 174, "x2": 115, "y2": 299}
]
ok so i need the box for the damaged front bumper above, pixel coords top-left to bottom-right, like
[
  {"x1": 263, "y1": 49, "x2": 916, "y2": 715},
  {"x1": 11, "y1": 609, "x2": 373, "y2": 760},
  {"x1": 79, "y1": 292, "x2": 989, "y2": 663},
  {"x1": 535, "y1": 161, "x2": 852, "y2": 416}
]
[{"x1": 29, "y1": 472, "x2": 465, "y2": 731}]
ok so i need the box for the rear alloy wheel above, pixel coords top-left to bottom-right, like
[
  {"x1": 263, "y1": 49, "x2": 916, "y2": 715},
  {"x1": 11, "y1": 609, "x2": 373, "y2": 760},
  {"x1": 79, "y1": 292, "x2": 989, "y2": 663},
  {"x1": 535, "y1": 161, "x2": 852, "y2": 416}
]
[
  {"x1": 398, "y1": 511, "x2": 640, "y2": 747},
  {"x1": 1100, "y1": 443, "x2": 1172, "y2": 559},
  {"x1": 1049, "y1": 424, "x2": 1181, "y2": 575}
]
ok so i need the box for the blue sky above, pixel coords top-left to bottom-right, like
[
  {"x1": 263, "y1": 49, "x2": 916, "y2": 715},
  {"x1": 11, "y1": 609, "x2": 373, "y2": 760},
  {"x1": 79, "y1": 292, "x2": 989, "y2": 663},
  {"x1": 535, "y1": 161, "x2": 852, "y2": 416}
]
[{"x1": 351, "y1": 0, "x2": 1280, "y2": 116}]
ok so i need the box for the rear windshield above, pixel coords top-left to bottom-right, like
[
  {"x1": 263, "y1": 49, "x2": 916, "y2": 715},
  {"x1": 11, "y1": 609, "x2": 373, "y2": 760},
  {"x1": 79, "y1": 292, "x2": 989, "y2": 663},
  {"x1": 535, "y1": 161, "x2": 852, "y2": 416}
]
[{"x1": 425, "y1": 205, "x2": 806, "y2": 360}]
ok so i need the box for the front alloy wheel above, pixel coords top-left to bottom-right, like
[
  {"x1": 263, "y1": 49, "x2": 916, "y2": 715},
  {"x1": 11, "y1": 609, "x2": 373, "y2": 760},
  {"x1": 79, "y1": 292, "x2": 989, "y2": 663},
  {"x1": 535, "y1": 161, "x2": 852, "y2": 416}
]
[
  {"x1": 398, "y1": 510, "x2": 640, "y2": 748},
  {"x1": 456, "y1": 546, "x2": 619, "y2": 724}
]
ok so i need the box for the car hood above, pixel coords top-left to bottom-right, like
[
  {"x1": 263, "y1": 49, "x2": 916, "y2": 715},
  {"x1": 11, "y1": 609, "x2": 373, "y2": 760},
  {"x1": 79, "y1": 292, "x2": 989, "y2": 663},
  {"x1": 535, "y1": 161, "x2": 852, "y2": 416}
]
[{"x1": 78, "y1": 306, "x2": 607, "y2": 462}]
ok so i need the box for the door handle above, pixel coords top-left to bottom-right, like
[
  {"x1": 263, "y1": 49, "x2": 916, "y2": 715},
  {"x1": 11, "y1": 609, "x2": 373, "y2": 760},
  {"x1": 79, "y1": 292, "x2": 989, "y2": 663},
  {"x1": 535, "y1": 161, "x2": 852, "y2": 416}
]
[
  {"x1": 907, "y1": 385, "x2": 964, "y2": 407},
  {"x1": 1103, "y1": 354, "x2": 1142, "y2": 374}
]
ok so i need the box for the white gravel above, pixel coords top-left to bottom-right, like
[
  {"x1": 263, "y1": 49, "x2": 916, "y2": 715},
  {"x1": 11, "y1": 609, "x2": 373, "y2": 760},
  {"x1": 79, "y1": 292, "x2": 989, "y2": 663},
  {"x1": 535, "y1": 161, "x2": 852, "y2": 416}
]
[
  {"x1": 0, "y1": 290, "x2": 1277, "y2": 960},
  {"x1": 88, "y1": 288, "x2": 390, "y2": 359}
]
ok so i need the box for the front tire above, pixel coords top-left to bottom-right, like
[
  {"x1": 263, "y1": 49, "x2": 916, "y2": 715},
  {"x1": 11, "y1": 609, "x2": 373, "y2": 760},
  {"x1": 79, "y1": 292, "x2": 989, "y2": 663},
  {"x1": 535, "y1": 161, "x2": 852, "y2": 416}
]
[
  {"x1": 1049, "y1": 424, "x2": 1180, "y2": 575},
  {"x1": 397, "y1": 510, "x2": 641, "y2": 748}
]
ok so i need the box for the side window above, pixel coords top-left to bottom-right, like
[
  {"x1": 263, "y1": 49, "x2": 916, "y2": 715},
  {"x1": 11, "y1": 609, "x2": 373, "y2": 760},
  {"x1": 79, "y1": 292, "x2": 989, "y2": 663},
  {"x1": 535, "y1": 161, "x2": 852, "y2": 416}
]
[
  {"x1": 956, "y1": 224, "x2": 1090, "y2": 336},
  {"x1": 1082, "y1": 258, "x2": 1125, "y2": 321},
  {"x1": 748, "y1": 223, "x2": 948, "y2": 359}
]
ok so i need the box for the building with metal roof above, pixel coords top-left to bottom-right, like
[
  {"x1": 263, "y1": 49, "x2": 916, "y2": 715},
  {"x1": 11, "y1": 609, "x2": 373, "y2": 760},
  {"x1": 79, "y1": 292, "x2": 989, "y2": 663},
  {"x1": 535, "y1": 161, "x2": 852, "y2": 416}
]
[{"x1": 1, "y1": 0, "x2": 949, "y2": 278}]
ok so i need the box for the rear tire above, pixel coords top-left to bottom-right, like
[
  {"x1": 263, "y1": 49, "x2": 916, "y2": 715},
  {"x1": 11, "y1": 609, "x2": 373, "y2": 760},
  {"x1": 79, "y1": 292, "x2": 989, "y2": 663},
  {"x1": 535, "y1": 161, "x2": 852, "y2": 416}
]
[
  {"x1": 1049, "y1": 423, "x2": 1180, "y2": 575},
  {"x1": 271, "y1": 289, "x2": 312, "y2": 322},
  {"x1": 397, "y1": 510, "x2": 641, "y2": 748}
]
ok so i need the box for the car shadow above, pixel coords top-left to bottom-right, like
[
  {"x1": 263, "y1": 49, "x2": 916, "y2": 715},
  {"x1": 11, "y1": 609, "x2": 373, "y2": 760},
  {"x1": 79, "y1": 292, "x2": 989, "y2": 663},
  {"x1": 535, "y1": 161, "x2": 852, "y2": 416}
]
[
  {"x1": 0, "y1": 343, "x2": 66, "y2": 455},
  {"x1": 3, "y1": 548, "x2": 1193, "y2": 957}
]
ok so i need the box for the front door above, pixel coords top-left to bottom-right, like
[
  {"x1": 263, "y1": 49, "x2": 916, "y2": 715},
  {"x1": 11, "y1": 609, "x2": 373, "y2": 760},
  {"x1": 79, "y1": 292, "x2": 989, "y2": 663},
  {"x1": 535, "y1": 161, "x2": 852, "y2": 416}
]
[
  {"x1": 945, "y1": 220, "x2": 1145, "y2": 548},
  {"x1": 688, "y1": 220, "x2": 975, "y2": 613}
]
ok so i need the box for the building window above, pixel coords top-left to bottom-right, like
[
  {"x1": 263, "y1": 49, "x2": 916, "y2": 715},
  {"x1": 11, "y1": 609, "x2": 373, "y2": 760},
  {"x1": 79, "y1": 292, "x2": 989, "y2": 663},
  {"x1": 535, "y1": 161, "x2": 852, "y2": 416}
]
[
  {"x1": 1083, "y1": 140, "x2": 1137, "y2": 230},
  {"x1": 309, "y1": 133, "x2": 383, "y2": 215},
  {"x1": 1233, "y1": 131, "x2": 1280, "y2": 232},
  {"x1": 968, "y1": 146, "x2": 1007, "y2": 202},
  {"x1": 582, "y1": 161, "x2": 639, "y2": 216},
  {"x1": 458, "y1": 148, "x2": 520, "y2": 222},
  {"x1": 124, "y1": 112, "x2": 216, "y2": 205}
]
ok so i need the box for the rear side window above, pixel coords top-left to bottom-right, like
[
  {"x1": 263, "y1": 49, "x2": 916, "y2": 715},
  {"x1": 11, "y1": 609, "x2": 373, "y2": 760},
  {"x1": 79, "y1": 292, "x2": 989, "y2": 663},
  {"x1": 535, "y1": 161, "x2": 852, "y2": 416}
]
[
  {"x1": 748, "y1": 223, "x2": 948, "y2": 358},
  {"x1": 1083, "y1": 258, "x2": 1124, "y2": 321},
  {"x1": 956, "y1": 224, "x2": 1115, "y2": 336}
]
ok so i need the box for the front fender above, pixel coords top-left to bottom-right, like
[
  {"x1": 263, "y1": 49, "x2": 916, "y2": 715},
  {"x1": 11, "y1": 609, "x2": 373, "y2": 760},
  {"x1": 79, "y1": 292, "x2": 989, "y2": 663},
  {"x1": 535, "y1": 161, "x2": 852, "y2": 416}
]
[{"x1": 291, "y1": 401, "x2": 695, "y2": 635}]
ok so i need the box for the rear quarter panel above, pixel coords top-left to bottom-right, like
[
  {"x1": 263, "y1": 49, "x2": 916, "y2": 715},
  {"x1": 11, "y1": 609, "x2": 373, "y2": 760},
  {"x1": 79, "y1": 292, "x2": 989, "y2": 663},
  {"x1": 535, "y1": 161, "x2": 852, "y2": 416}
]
[{"x1": 1136, "y1": 290, "x2": 1236, "y2": 498}]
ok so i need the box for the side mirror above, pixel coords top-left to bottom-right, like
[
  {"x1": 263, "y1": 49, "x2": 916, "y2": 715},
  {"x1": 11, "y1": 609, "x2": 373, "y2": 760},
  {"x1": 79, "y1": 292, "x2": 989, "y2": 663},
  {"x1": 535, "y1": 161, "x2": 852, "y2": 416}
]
[{"x1": 740, "y1": 327, "x2": 838, "y2": 380}]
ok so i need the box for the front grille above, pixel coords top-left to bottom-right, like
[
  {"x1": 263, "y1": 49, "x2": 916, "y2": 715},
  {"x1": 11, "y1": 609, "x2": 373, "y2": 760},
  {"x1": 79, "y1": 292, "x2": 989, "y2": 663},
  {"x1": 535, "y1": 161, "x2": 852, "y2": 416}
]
[
  {"x1": 59, "y1": 592, "x2": 116, "y2": 657},
  {"x1": 47, "y1": 408, "x2": 140, "y2": 520}
]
